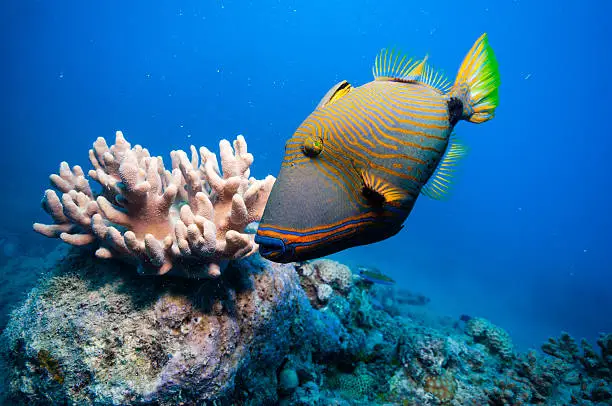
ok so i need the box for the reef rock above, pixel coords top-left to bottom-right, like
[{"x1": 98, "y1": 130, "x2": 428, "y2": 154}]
[
  {"x1": 1, "y1": 248, "x2": 310, "y2": 405},
  {"x1": 3, "y1": 246, "x2": 610, "y2": 405}
]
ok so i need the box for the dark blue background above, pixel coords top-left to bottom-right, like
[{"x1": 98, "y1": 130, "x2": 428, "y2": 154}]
[{"x1": 1, "y1": 0, "x2": 610, "y2": 349}]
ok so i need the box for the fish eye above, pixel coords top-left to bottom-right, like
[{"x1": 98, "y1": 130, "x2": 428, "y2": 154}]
[{"x1": 302, "y1": 136, "x2": 323, "y2": 157}]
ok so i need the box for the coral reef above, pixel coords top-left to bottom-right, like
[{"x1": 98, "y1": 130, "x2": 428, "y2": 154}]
[
  {"x1": 33, "y1": 131, "x2": 274, "y2": 278},
  {"x1": 1, "y1": 245, "x2": 610, "y2": 405},
  {"x1": 465, "y1": 316, "x2": 514, "y2": 361},
  {"x1": 296, "y1": 259, "x2": 353, "y2": 307},
  {"x1": 1, "y1": 249, "x2": 310, "y2": 404},
  {"x1": 0, "y1": 246, "x2": 68, "y2": 335},
  {"x1": 326, "y1": 363, "x2": 377, "y2": 399},
  {"x1": 424, "y1": 372, "x2": 458, "y2": 402}
]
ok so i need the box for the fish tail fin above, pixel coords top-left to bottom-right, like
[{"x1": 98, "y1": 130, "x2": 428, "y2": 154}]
[{"x1": 450, "y1": 33, "x2": 500, "y2": 124}]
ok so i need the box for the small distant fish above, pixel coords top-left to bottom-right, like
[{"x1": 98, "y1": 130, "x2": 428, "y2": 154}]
[
  {"x1": 357, "y1": 266, "x2": 396, "y2": 285},
  {"x1": 524, "y1": 73, "x2": 531, "y2": 80},
  {"x1": 256, "y1": 34, "x2": 500, "y2": 263}
]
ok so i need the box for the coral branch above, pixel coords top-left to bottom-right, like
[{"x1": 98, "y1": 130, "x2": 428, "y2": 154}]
[{"x1": 33, "y1": 131, "x2": 275, "y2": 278}]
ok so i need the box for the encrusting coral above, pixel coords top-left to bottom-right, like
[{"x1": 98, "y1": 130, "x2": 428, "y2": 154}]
[{"x1": 33, "y1": 131, "x2": 275, "y2": 278}]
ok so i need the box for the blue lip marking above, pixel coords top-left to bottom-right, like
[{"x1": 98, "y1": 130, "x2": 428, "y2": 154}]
[{"x1": 254, "y1": 234, "x2": 286, "y2": 257}]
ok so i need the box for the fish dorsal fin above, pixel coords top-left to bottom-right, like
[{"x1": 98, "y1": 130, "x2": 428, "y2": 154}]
[
  {"x1": 373, "y1": 48, "x2": 423, "y2": 82},
  {"x1": 316, "y1": 80, "x2": 352, "y2": 110},
  {"x1": 421, "y1": 136, "x2": 468, "y2": 200},
  {"x1": 361, "y1": 170, "x2": 410, "y2": 208},
  {"x1": 407, "y1": 55, "x2": 428, "y2": 80},
  {"x1": 373, "y1": 49, "x2": 451, "y2": 93},
  {"x1": 421, "y1": 64, "x2": 452, "y2": 93}
]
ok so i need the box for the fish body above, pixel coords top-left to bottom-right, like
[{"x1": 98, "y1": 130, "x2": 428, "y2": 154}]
[
  {"x1": 357, "y1": 266, "x2": 396, "y2": 285},
  {"x1": 256, "y1": 34, "x2": 500, "y2": 263}
]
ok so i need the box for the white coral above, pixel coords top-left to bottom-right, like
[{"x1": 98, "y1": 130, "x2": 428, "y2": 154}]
[
  {"x1": 34, "y1": 131, "x2": 275, "y2": 278},
  {"x1": 316, "y1": 283, "x2": 333, "y2": 303},
  {"x1": 313, "y1": 259, "x2": 353, "y2": 292}
]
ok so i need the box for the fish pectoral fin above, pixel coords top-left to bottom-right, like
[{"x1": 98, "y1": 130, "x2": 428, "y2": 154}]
[
  {"x1": 316, "y1": 80, "x2": 352, "y2": 110},
  {"x1": 361, "y1": 170, "x2": 410, "y2": 208},
  {"x1": 421, "y1": 135, "x2": 468, "y2": 200}
]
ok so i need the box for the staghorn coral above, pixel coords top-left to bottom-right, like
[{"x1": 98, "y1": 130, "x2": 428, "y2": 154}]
[
  {"x1": 34, "y1": 131, "x2": 274, "y2": 278},
  {"x1": 534, "y1": 332, "x2": 612, "y2": 403},
  {"x1": 542, "y1": 331, "x2": 580, "y2": 362}
]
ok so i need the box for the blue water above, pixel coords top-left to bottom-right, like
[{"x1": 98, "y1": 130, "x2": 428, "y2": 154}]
[{"x1": 1, "y1": 0, "x2": 610, "y2": 350}]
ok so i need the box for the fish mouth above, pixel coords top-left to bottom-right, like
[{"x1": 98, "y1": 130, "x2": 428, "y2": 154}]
[
  {"x1": 255, "y1": 214, "x2": 406, "y2": 263},
  {"x1": 254, "y1": 234, "x2": 293, "y2": 261},
  {"x1": 255, "y1": 220, "x2": 378, "y2": 263}
]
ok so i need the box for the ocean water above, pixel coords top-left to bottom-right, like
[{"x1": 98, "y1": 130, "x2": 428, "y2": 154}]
[{"x1": 0, "y1": 0, "x2": 610, "y2": 368}]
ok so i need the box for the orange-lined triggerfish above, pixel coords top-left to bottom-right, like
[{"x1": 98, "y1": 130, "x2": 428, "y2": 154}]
[{"x1": 256, "y1": 34, "x2": 500, "y2": 263}]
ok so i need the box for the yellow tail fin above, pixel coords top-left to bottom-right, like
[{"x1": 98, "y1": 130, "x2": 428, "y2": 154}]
[{"x1": 451, "y1": 33, "x2": 500, "y2": 124}]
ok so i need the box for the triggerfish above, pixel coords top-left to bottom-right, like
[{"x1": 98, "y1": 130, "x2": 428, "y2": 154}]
[{"x1": 256, "y1": 34, "x2": 500, "y2": 263}]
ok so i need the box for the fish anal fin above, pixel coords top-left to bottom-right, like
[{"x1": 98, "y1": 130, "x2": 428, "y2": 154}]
[
  {"x1": 316, "y1": 80, "x2": 352, "y2": 110},
  {"x1": 421, "y1": 136, "x2": 468, "y2": 200}
]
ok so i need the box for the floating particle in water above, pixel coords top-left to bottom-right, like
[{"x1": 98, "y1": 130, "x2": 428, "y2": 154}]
[{"x1": 524, "y1": 73, "x2": 532, "y2": 80}]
